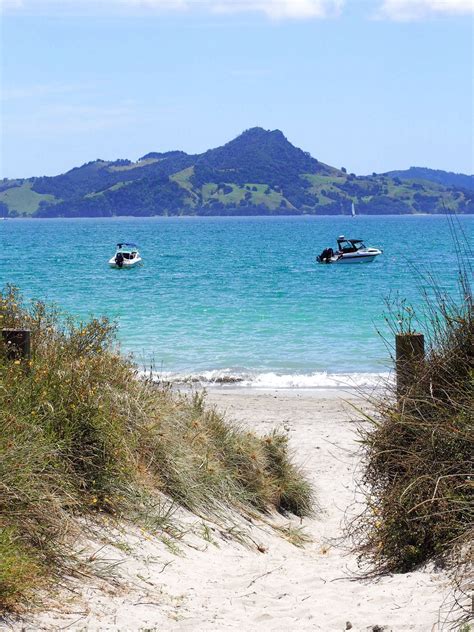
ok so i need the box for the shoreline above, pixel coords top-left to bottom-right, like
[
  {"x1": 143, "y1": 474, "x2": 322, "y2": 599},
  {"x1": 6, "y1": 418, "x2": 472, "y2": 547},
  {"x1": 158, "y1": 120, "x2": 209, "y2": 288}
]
[
  {"x1": 181, "y1": 384, "x2": 376, "y2": 402},
  {"x1": 5, "y1": 213, "x2": 470, "y2": 220},
  {"x1": 143, "y1": 369, "x2": 392, "y2": 392},
  {"x1": 22, "y1": 388, "x2": 453, "y2": 631}
]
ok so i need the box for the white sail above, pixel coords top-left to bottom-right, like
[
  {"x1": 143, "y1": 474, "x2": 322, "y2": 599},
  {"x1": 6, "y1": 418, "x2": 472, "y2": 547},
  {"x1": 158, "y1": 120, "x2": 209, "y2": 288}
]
[{"x1": 351, "y1": 202, "x2": 356, "y2": 217}]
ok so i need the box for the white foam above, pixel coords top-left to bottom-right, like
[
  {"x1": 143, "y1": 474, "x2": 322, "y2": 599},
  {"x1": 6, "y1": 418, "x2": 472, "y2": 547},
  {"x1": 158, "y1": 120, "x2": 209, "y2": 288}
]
[
  {"x1": 140, "y1": 368, "x2": 391, "y2": 390},
  {"x1": 243, "y1": 371, "x2": 389, "y2": 390}
]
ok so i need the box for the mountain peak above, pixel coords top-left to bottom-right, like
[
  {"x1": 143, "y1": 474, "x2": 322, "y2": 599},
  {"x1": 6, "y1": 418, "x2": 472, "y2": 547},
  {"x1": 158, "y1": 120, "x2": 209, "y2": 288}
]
[
  {"x1": 231, "y1": 127, "x2": 290, "y2": 148},
  {"x1": 199, "y1": 127, "x2": 315, "y2": 166},
  {"x1": 191, "y1": 127, "x2": 325, "y2": 189},
  {"x1": 239, "y1": 126, "x2": 286, "y2": 139}
]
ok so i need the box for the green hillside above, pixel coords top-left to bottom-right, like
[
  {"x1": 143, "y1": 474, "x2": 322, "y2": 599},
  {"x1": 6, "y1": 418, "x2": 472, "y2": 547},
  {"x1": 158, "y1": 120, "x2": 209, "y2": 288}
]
[
  {"x1": 383, "y1": 166, "x2": 474, "y2": 191},
  {"x1": 0, "y1": 128, "x2": 472, "y2": 217},
  {"x1": 0, "y1": 182, "x2": 58, "y2": 216}
]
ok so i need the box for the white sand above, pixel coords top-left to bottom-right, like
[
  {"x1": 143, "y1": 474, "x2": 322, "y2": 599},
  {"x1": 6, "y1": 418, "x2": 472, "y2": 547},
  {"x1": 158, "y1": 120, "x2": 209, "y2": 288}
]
[{"x1": 16, "y1": 389, "x2": 456, "y2": 631}]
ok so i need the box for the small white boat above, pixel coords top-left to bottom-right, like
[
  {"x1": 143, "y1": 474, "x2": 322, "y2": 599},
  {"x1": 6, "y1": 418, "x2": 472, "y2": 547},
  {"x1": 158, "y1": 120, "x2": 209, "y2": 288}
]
[
  {"x1": 351, "y1": 202, "x2": 356, "y2": 218},
  {"x1": 109, "y1": 242, "x2": 142, "y2": 268},
  {"x1": 316, "y1": 235, "x2": 382, "y2": 264}
]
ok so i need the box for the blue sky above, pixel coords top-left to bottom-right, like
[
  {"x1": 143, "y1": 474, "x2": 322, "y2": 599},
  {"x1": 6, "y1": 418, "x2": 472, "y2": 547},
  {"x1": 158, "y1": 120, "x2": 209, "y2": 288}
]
[{"x1": 1, "y1": 0, "x2": 473, "y2": 178}]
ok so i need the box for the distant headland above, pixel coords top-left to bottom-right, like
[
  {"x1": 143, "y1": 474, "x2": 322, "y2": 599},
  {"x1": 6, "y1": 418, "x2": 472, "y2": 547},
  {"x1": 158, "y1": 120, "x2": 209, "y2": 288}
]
[{"x1": 1, "y1": 127, "x2": 473, "y2": 217}]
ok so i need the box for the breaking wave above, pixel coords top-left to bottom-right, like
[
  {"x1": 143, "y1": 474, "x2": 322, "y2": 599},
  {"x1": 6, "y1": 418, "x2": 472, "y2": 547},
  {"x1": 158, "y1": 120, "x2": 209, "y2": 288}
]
[{"x1": 140, "y1": 369, "x2": 391, "y2": 390}]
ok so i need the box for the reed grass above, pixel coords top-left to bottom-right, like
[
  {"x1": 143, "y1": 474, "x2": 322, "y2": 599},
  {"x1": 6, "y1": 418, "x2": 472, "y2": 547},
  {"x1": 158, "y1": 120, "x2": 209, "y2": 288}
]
[
  {"x1": 0, "y1": 286, "x2": 313, "y2": 613},
  {"x1": 351, "y1": 260, "x2": 473, "y2": 623}
]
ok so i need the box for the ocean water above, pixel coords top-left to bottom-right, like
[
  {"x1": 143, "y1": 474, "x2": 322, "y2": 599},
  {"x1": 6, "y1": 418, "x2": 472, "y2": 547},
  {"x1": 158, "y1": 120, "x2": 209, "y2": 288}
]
[{"x1": 1, "y1": 215, "x2": 472, "y2": 387}]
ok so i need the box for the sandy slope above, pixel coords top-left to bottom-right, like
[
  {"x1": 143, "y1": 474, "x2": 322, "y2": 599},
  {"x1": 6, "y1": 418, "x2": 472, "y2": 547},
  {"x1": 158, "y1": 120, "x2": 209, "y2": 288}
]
[{"x1": 13, "y1": 389, "x2": 456, "y2": 632}]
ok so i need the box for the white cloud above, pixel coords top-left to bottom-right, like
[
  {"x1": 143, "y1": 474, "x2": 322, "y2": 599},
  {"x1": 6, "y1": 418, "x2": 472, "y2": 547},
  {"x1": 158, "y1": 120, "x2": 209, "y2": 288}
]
[
  {"x1": 118, "y1": 0, "x2": 188, "y2": 10},
  {"x1": 0, "y1": 0, "x2": 345, "y2": 19},
  {"x1": 376, "y1": 0, "x2": 474, "y2": 21},
  {"x1": 210, "y1": 0, "x2": 344, "y2": 19}
]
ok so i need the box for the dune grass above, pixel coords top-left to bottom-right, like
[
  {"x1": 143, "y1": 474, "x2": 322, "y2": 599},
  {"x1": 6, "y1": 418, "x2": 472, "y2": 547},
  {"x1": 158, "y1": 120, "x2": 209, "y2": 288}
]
[
  {"x1": 0, "y1": 286, "x2": 313, "y2": 613},
  {"x1": 352, "y1": 268, "x2": 473, "y2": 622}
]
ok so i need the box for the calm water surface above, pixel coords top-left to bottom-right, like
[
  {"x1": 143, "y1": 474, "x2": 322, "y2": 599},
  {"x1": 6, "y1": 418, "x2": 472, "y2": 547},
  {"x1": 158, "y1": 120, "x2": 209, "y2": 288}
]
[{"x1": 2, "y1": 216, "x2": 472, "y2": 386}]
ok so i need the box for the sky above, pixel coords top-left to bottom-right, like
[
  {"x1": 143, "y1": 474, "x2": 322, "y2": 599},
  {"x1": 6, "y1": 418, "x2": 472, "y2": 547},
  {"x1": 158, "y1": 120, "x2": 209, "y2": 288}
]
[{"x1": 0, "y1": 0, "x2": 473, "y2": 179}]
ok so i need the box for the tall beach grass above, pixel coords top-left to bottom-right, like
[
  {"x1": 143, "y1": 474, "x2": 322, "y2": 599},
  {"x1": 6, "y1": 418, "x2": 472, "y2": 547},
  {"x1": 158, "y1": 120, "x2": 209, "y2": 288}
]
[
  {"x1": 352, "y1": 241, "x2": 473, "y2": 624},
  {"x1": 0, "y1": 286, "x2": 313, "y2": 613}
]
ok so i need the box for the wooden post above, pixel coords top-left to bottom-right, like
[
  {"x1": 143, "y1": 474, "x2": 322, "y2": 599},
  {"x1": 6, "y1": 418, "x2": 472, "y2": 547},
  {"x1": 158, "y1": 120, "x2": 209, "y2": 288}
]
[
  {"x1": 1, "y1": 328, "x2": 31, "y2": 363},
  {"x1": 396, "y1": 332, "x2": 425, "y2": 402}
]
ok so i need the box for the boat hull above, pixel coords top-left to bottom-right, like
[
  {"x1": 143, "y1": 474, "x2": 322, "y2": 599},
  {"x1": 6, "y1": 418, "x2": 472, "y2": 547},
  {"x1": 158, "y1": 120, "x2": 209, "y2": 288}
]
[
  {"x1": 317, "y1": 248, "x2": 382, "y2": 264},
  {"x1": 333, "y1": 254, "x2": 378, "y2": 264},
  {"x1": 108, "y1": 257, "x2": 142, "y2": 268}
]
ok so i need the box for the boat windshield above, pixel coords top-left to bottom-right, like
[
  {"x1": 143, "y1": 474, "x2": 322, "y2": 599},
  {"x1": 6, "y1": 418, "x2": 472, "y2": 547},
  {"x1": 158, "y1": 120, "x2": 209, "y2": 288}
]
[
  {"x1": 338, "y1": 239, "x2": 366, "y2": 252},
  {"x1": 116, "y1": 246, "x2": 138, "y2": 254},
  {"x1": 338, "y1": 240, "x2": 356, "y2": 253}
]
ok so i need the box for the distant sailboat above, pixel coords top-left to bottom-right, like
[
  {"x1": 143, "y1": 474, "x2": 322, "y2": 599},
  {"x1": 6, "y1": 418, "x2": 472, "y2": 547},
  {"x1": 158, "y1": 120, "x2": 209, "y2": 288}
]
[{"x1": 351, "y1": 202, "x2": 356, "y2": 217}]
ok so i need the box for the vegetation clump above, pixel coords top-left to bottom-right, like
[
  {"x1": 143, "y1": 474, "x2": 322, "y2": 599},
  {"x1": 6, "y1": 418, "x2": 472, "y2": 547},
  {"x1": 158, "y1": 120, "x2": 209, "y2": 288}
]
[
  {"x1": 0, "y1": 286, "x2": 313, "y2": 612},
  {"x1": 353, "y1": 272, "x2": 472, "y2": 619}
]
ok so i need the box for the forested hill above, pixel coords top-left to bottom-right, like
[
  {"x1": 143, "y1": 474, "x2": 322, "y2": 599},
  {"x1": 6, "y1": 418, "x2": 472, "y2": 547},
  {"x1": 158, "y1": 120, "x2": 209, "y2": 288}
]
[
  {"x1": 1, "y1": 127, "x2": 473, "y2": 217},
  {"x1": 383, "y1": 167, "x2": 474, "y2": 191}
]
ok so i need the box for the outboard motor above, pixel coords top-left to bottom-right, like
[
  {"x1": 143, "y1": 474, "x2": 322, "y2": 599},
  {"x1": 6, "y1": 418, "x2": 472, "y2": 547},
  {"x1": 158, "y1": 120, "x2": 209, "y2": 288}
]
[
  {"x1": 115, "y1": 252, "x2": 124, "y2": 268},
  {"x1": 317, "y1": 248, "x2": 333, "y2": 263}
]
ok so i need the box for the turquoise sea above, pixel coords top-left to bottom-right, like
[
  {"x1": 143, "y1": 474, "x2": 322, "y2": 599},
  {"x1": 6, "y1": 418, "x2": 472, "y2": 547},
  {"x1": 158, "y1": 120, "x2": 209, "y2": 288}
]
[{"x1": 2, "y1": 216, "x2": 472, "y2": 387}]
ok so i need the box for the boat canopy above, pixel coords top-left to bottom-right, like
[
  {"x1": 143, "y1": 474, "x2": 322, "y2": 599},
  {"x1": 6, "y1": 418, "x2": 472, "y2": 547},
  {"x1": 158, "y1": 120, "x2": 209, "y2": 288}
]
[
  {"x1": 337, "y1": 237, "x2": 363, "y2": 244},
  {"x1": 116, "y1": 242, "x2": 138, "y2": 249}
]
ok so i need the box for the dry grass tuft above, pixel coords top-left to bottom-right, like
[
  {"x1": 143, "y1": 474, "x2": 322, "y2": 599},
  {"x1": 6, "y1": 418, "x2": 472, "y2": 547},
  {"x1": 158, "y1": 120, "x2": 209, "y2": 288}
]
[
  {"x1": 0, "y1": 286, "x2": 313, "y2": 612},
  {"x1": 351, "y1": 269, "x2": 473, "y2": 624}
]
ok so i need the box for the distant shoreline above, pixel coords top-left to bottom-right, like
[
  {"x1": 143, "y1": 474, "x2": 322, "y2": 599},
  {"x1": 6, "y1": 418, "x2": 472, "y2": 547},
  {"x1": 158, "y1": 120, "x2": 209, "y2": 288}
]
[{"x1": 3, "y1": 212, "x2": 470, "y2": 220}]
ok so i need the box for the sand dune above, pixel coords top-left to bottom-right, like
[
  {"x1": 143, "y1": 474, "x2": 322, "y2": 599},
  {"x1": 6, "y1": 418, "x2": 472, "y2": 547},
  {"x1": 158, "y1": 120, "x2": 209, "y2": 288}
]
[{"x1": 17, "y1": 389, "x2": 455, "y2": 632}]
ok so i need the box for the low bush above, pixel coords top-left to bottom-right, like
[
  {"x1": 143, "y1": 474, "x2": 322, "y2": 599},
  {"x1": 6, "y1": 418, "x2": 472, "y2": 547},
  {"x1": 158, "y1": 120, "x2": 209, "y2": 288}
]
[{"x1": 0, "y1": 286, "x2": 313, "y2": 612}]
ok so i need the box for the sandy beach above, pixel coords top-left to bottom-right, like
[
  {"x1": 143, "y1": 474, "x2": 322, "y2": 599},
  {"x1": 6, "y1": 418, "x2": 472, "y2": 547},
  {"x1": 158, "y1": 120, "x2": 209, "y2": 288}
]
[{"x1": 14, "y1": 388, "x2": 455, "y2": 632}]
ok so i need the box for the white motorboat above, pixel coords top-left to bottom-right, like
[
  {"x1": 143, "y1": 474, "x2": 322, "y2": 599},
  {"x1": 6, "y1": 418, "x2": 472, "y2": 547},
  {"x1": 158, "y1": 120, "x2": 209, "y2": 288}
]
[
  {"x1": 109, "y1": 242, "x2": 142, "y2": 268},
  {"x1": 316, "y1": 235, "x2": 382, "y2": 264}
]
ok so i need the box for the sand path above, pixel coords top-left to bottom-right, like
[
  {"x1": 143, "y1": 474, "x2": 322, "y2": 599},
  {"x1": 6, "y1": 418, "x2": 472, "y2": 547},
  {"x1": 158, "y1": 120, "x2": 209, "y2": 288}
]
[{"x1": 15, "y1": 389, "x2": 454, "y2": 632}]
